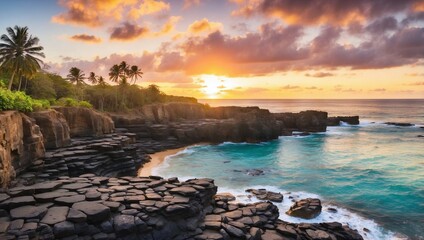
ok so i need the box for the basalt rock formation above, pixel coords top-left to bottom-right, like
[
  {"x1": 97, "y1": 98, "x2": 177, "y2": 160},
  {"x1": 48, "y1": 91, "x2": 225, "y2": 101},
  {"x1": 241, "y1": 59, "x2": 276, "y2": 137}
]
[
  {"x1": 0, "y1": 176, "x2": 363, "y2": 240},
  {"x1": 29, "y1": 109, "x2": 71, "y2": 149},
  {"x1": 53, "y1": 107, "x2": 115, "y2": 137},
  {"x1": 111, "y1": 103, "x2": 329, "y2": 143},
  {"x1": 327, "y1": 116, "x2": 360, "y2": 126},
  {"x1": 0, "y1": 111, "x2": 45, "y2": 188}
]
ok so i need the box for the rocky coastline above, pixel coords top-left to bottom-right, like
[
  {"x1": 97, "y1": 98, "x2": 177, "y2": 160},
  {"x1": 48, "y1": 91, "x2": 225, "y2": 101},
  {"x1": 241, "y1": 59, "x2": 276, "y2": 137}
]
[{"x1": 0, "y1": 103, "x2": 364, "y2": 239}]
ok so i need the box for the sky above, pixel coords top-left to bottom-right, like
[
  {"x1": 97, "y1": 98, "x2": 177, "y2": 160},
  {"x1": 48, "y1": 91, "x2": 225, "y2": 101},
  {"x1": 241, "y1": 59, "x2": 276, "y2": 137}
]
[{"x1": 1, "y1": 0, "x2": 424, "y2": 99}]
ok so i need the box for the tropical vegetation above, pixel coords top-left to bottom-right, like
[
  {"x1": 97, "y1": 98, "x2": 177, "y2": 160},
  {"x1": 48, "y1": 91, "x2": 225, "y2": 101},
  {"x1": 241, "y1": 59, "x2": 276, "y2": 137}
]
[{"x1": 0, "y1": 26, "x2": 196, "y2": 113}]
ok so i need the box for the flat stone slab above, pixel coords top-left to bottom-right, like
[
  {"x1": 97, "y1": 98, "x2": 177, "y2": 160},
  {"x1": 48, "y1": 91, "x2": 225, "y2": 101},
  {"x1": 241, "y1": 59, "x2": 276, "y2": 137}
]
[
  {"x1": 55, "y1": 195, "x2": 86, "y2": 206},
  {"x1": 170, "y1": 186, "x2": 198, "y2": 196},
  {"x1": 61, "y1": 183, "x2": 92, "y2": 190},
  {"x1": 33, "y1": 181, "x2": 63, "y2": 193},
  {"x1": 72, "y1": 202, "x2": 110, "y2": 223},
  {"x1": 10, "y1": 205, "x2": 48, "y2": 219},
  {"x1": 41, "y1": 206, "x2": 69, "y2": 225},
  {"x1": 67, "y1": 208, "x2": 87, "y2": 223},
  {"x1": 35, "y1": 191, "x2": 77, "y2": 202}
]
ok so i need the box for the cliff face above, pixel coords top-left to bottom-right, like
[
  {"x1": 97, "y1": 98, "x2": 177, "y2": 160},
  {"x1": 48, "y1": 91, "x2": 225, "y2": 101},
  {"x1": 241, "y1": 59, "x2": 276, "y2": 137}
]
[
  {"x1": 29, "y1": 109, "x2": 71, "y2": 149},
  {"x1": 0, "y1": 111, "x2": 45, "y2": 187},
  {"x1": 112, "y1": 103, "x2": 328, "y2": 143},
  {"x1": 53, "y1": 107, "x2": 115, "y2": 137}
]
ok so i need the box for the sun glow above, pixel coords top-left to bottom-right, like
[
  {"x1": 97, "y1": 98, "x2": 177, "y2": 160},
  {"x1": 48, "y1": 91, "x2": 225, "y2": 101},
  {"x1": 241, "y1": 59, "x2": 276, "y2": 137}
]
[{"x1": 199, "y1": 74, "x2": 233, "y2": 98}]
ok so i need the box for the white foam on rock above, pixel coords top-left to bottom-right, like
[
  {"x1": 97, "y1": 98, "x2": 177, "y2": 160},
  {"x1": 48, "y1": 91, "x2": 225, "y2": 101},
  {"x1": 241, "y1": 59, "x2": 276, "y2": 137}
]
[{"x1": 217, "y1": 185, "x2": 404, "y2": 240}]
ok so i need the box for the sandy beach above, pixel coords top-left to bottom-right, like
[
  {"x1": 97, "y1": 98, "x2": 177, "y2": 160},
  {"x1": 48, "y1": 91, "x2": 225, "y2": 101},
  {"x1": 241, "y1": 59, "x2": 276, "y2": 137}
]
[{"x1": 137, "y1": 146, "x2": 190, "y2": 177}]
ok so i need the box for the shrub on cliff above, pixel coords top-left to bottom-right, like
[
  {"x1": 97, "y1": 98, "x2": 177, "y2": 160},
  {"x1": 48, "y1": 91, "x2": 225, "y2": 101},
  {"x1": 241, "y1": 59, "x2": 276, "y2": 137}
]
[
  {"x1": 0, "y1": 89, "x2": 31, "y2": 111},
  {"x1": 55, "y1": 97, "x2": 93, "y2": 108}
]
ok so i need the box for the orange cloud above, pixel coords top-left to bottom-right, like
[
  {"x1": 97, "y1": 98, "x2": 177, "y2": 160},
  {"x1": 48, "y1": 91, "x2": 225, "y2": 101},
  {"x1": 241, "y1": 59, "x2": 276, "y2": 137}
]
[
  {"x1": 110, "y1": 22, "x2": 149, "y2": 41},
  {"x1": 129, "y1": 0, "x2": 170, "y2": 19},
  {"x1": 69, "y1": 34, "x2": 102, "y2": 43},
  {"x1": 52, "y1": 0, "x2": 134, "y2": 27},
  {"x1": 156, "y1": 16, "x2": 181, "y2": 36},
  {"x1": 187, "y1": 18, "x2": 223, "y2": 34},
  {"x1": 232, "y1": 0, "x2": 423, "y2": 26}
]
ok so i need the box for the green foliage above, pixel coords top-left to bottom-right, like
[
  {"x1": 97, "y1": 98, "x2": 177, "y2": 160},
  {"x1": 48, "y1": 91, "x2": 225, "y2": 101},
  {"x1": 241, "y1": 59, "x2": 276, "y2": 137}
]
[
  {"x1": 0, "y1": 88, "x2": 50, "y2": 112},
  {"x1": 26, "y1": 72, "x2": 56, "y2": 99},
  {"x1": 32, "y1": 99, "x2": 51, "y2": 111},
  {"x1": 55, "y1": 97, "x2": 92, "y2": 108}
]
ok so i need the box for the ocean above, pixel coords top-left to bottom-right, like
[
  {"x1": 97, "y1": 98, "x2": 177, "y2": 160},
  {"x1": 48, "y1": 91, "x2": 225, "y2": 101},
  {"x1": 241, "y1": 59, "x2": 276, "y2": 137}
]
[{"x1": 152, "y1": 99, "x2": 424, "y2": 240}]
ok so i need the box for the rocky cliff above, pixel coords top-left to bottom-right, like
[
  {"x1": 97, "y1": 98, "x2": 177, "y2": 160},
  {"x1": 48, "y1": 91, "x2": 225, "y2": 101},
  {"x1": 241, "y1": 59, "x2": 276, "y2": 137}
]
[
  {"x1": 29, "y1": 109, "x2": 71, "y2": 149},
  {"x1": 112, "y1": 103, "x2": 328, "y2": 143},
  {"x1": 0, "y1": 111, "x2": 45, "y2": 188},
  {"x1": 53, "y1": 107, "x2": 115, "y2": 138}
]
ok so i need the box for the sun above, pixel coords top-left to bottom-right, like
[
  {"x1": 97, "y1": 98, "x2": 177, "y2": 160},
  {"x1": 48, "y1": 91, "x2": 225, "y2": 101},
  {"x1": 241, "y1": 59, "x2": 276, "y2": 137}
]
[{"x1": 200, "y1": 74, "x2": 223, "y2": 98}]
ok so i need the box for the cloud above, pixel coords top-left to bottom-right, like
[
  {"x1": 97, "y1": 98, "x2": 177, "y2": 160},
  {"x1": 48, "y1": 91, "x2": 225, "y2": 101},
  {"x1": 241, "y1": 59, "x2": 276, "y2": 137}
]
[
  {"x1": 157, "y1": 16, "x2": 181, "y2": 35},
  {"x1": 69, "y1": 34, "x2": 102, "y2": 43},
  {"x1": 371, "y1": 88, "x2": 386, "y2": 92},
  {"x1": 187, "y1": 18, "x2": 223, "y2": 34},
  {"x1": 110, "y1": 22, "x2": 149, "y2": 41},
  {"x1": 305, "y1": 72, "x2": 334, "y2": 78},
  {"x1": 129, "y1": 0, "x2": 170, "y2": 19},
  {"x1": 183, "y1": 0, "x2": 201, "y2": 9},
  {"x1": 282, "y1": 85, "x2": 300, "y2": 89},
  {"x1": 232, "y1": 0, "x2": 423, "y2": 26},
  {"x1": 52, "y1": 0, "x2": 132, "y2": 27},
  {"x1": 406, "y1": 81, "x2": 424, "y2": 85}
]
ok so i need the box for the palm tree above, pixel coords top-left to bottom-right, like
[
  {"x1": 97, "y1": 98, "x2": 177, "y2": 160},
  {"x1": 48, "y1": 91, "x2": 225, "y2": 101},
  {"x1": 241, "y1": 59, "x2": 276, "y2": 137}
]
[
  {"x1": 0, "y1": 26, "x2": 45, "y2": 90},
  {"x1": 98, "y1": 76, "x2": 106, "y2": 86},
  {"x1": 67, "y1": 67, "x2": 85, "y2": 85},
  {"x1": 88, "y1": 72, "x2": 97, "y2": 84},
  {"x1": 109, "y1": 64, "x2": 120, "y2": 84},
  {"x1": 128, "y1": 65, "x2": 143, "y2": 85},
  {"x1": 67, "y1": 67, "x2": 85, "y2": 100}
]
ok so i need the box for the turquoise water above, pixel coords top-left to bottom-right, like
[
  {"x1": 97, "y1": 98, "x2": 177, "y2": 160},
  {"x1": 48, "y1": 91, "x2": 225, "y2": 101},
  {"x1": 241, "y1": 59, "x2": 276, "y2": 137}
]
[{"x1": 153, "y1": 100, "x2": 424, "y2": 240}]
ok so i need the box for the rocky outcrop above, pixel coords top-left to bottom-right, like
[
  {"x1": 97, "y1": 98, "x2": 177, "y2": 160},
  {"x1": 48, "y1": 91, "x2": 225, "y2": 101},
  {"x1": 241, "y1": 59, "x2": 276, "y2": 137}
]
[
  {"x1": 246, "y1": 188, "x2": 284, "y2": 202},
  {"x1": 29, "y1": 109, "x2": 71, "y2": 149},
  {"x1": 385, "y1": 122, "x2": 414, "y2": 127},
  {"x1": 0, "y1": 111, "x2": 45, "y2": 188},
  {"x1": 112, "y1": 104, "x2": 329, "y2": 143},
  {"x1": 327, "y1": 116, "x2": 360, "y2": 126},
  {"x1": 0, "y1": 175, "x2": 363, "y2": 240},
  {"x1": 53, "y1": 107, "x2": 115, "y2": 137},
  {"x1": 286, "y1": 198, "x2": 322, "y2": 219},
  {"x1": 274, "y1": 110, "x2": 328, "y2": 132}
]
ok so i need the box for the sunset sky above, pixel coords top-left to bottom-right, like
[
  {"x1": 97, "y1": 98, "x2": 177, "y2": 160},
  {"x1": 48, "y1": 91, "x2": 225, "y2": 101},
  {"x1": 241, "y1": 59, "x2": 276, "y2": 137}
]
[{"x1": 1, "y1": 0, "x2": 423, "y2": 99}]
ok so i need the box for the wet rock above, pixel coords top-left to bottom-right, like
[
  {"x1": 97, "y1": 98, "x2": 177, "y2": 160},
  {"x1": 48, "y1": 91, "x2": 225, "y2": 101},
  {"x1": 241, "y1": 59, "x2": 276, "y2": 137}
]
[
  {"x1": 385, "y1": 122, "x2": 414, "y2": 127},
  {"x1": 246, "y1": 189, "x2": 283, "y2": 203},
  {"x1": 53, "y1": 221, "x2": 75, "y2": 238},
  {"x1": 286, "y1": 198, "x2": 322, "y2": 219},
  {"x1": 114, "y1": 215, "x2": 135, "y2": 234},
  {"x1": 222, "y1": 223, "x2": 245, "y2": 238},
  {"x1": 170, "y1": 186, "x2": 198, "y2": 196}
]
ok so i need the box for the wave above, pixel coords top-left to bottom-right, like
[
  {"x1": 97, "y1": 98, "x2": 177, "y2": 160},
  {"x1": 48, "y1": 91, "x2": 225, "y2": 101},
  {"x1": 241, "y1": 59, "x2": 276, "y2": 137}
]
[{"x1": 217, "y1": 185, "x2": 405, "y2": 240}]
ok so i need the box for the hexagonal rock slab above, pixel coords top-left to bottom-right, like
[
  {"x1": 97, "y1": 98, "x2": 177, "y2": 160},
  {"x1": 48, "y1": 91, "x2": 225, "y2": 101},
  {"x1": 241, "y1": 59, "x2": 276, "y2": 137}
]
[
  {"x1": 286, "y1": 198, "x2": 322, "y2": 219},
  {"x1": 72, "y1": 202, "x2": 110, "y2": 223}
]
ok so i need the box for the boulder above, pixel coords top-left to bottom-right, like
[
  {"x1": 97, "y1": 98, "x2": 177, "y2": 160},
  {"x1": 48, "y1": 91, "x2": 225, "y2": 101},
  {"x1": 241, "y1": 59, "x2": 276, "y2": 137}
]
[
  {"x1": 53, "y1": 107, "x2": 114, "y2": 137},
  {"x1": 286, "y1": 198, "x2": 322, "y2": 219},
  {"x1": 29, "y1": 109, "x2": 71, "y2": 149}
]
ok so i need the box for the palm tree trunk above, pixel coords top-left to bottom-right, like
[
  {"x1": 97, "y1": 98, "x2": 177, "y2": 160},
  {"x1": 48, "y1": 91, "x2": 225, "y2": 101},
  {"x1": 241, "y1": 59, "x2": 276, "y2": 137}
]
[
  {"x1": 8, "y1": 70, "x2": 16, "y2": 90},
  {"x1": 23, "y1": 77, "x2": 28, "y2": 92},
  {"x1": 18, "y1": 75, "x2": 23, "y2": 91}
]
